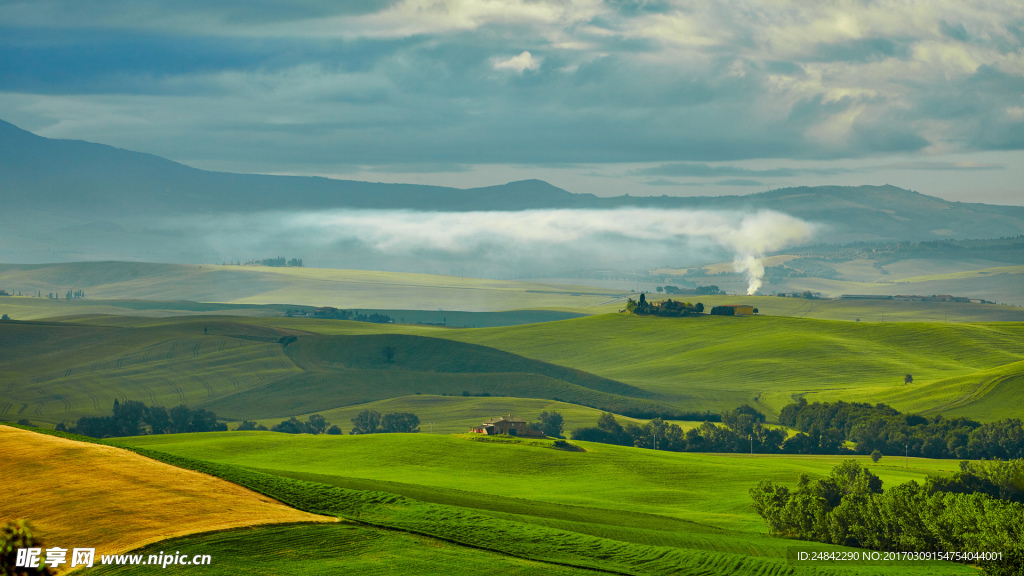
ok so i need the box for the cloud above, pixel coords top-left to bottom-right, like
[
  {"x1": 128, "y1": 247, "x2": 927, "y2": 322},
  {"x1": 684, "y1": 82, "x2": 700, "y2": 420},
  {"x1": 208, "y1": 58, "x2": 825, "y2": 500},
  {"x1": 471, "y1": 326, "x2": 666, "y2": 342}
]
[
  {"x1": 633, "y1": 162, "x2": 850, "y2": 178},
  {"x1": 492, "y1": 51, "x2": 542, "y2": 73},
  {"x1": 641, "y1": 178, "x2": 682, "y2": 186},
  {"x1": 2, "y1": 0, "x2": 1023, "y2": 174},
  {"x1": 173, "y1": 207, "x2": 817, "y2": 292},
  {"x1": 714, "y1": 178, "x2": 763, "y2": 187},
  {"x1": 881, "y1": 161, "x2": 1003, "y2": 171}
]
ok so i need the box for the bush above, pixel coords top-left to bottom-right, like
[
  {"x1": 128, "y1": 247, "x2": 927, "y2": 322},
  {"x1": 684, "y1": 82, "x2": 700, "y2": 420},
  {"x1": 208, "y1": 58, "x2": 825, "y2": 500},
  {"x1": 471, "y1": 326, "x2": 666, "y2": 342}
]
[{"x1": 1, "y1": 520, "x2": 55, "y2": 575}]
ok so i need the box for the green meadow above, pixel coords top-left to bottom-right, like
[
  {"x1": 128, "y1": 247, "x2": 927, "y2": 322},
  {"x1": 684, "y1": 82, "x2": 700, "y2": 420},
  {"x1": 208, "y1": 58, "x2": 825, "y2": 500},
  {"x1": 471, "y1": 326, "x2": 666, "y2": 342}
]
[
  {"x1": 4, "y1": 311, "x2": 1023, "y2": 427},
  {"x1": 112, "y1": 431, "x2": 973, "y2": 576},
  {"x1": 248, "y1": 395, "x2": 666, "y2": 435},
  {"x1": 83, "y1": 523, "x2": 600, "y2": 576},
  {"x1": 3, "y1": 262, "x2": 1022, "y2": 575}
]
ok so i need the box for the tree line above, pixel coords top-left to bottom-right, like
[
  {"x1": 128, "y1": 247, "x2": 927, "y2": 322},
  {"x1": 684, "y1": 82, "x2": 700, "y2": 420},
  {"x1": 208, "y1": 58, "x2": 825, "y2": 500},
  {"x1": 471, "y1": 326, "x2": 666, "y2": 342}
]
[
  {"x1": 237, "y1": 414, "x2": 344, "y2": 435},
  {"x1": 750, "y1": 459, "x2": 1024, "y2": 576},
  {"x1": 779, "y1": 398, "x2": 1024, "y2": 459},
  {"x1": 625, "y1": 293, "x2": 704, "y2": 317},
  {"x1": 58, "y1": 400, "x2": 227, "y2": 438},
  {"x1": 349, "y1": 410, "x2": 420, "y2": 434},
  {"x1": 572, "y1": 406, "x2": 787, "y2": 452}
]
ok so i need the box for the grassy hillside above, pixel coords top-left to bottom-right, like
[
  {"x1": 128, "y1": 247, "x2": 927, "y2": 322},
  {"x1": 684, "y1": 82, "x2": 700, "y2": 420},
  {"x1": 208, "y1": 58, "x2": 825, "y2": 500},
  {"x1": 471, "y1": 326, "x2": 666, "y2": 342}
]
[
  {"x1": 3, "y1": 312, "x2": 1022, "y2": 427},
  {"x1": 423, "y1": 314, "x2": 1024, "y2": 419},
  {"x1": 85, "y1": 523, "x2": 601, "y2": 576},
  {"x1": 0, "y1": 319, "x2": 306, "y2": 425},
  {"x1": 841, "y1": 360, "x2": 1024, "y2": 421},
  {"x1": 0, "y1": 425, "x2": 332, "y2": 559},
  {"x1": 1, "y1": 319, "x2": 672, "y2": 426},
  {"x1": 117, "y1": 431, "x2": 972, "y2": 575},
  {"x1": 0, "y1": 262, "x2": 628, "y2": 313},
  {"x1": 122, "y1": 432, "x2": 962, "y2": 534},
  {"x1": 247, "y1": 395, "x2": 672, "y2": 435}
]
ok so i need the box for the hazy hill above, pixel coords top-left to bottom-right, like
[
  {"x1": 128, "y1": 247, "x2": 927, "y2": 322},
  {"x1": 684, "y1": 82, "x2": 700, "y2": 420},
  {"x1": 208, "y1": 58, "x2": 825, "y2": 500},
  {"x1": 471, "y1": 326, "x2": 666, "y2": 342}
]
[
  {"x1": 0, "y1": 119, "x2": 584, "y2": 215},
  {"x1": 3, "y1": 119, "x2": 1023, "y2": 245}
]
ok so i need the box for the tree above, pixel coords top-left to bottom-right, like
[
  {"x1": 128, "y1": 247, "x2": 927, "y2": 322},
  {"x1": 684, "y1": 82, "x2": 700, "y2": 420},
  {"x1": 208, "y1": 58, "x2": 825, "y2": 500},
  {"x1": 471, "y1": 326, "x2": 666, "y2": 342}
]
[
  {"x1": 0, "y1": 314, "x2": 9, "y2": 321},
  {"x1": 597, "y1": 412, "x2": 624, "y2": 436},
  {"x1": 380, "y1": 412, "x2": 420, "y2": 433},
  {"x1": 904, "y1": 374, "x2": 913, "y2": 384},
  {"x1": 326, "y1": 425, "x2": 343, "y2": 435},
  {"x1": 168, "y1": 405, "x2": 193, "y2": 433},
  {"x1": 381, "y1": 346, "x2": 396, "y2": 364},
  {"x1": 236, "y1": 420, "x2": 266, "y2": 431},
  {"x1": 1, "y1": 520, "x2": 55, "y2": 576},
  {"x1": 145, "y1": 405, "x2": 171, "y2": 434},
  {"x1": 306, "y1": 414, "x2": 330, "y2": 435},
  {"x1": 351, "y1": 410, "x2": 382, "y2": 434},
  {"x1": 538, "y1": 411, "x2": 564, "y2": 438},
  {"x1": 871, "y1": 449, "x2": 883, "y2": 463},
  {"x1": 656, "y1": 286, "x2": 663, "y2": 293},
  {"x1": 271, "y1": 417, "x2": 304, "y2": 434}
]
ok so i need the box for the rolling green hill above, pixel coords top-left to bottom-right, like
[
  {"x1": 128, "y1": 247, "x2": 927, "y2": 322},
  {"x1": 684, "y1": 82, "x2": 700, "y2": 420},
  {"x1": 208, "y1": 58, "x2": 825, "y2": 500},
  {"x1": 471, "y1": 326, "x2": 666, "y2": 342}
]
[
  {"x1": 0, "y1": 318, "x2": 675, "y2": 427},
  {"x1": 247, "y1": 396, "x2": 664, "y2": 436},
  {"x1": 3, "y1": 312, "x2": 1023, "y2": 428},
  {"x1": 115, "y1": 431, "x2": 973, "y2": 575},
  {"x1": 422, "y1": 314, "x2": 1024, "y2": 419}
]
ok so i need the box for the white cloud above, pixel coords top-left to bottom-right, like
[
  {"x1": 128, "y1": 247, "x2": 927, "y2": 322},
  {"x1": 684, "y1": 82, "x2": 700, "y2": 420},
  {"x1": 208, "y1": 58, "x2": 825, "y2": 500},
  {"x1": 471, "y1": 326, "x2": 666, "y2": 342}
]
[{"x1": 492, "y1": 51, "x2": 542, "y2": 73}]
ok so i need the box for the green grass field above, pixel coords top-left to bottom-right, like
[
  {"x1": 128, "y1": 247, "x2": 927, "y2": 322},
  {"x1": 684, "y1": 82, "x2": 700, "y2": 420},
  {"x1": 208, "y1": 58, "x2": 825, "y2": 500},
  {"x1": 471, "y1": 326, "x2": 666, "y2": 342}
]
[
  {"x1": 114, "y1": 431, "x2": 974, "y2": 575},
  {"x1": 4, "y1": 311, "x2": 1023, "y2": 428},
  {"x1": 82, "y1": 523, "x2": 602, "y2": 576},
  {"x1": 121, "y1": 432, "x2": 963, "y2": 534},
  {"x1": 395, "y1": 314, "x2": 1024, "y2": 419},
  {"x1": 247, "y1": 395, "x2": 673, "y2": 435}
]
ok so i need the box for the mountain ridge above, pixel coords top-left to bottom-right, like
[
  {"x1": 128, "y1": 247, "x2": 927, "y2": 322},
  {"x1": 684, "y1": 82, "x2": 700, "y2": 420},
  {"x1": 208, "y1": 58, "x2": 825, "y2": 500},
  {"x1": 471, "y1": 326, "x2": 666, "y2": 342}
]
[{"x1": 3, "y1": 119, "x2": 1023, "y2": 249}]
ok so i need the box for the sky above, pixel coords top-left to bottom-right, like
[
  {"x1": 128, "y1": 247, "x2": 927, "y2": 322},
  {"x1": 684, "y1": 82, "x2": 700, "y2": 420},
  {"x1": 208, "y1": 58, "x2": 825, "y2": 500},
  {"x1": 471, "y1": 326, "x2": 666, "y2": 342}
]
[{"x1": 1, "y1": 0, "x2": 1023, "y2": 205}]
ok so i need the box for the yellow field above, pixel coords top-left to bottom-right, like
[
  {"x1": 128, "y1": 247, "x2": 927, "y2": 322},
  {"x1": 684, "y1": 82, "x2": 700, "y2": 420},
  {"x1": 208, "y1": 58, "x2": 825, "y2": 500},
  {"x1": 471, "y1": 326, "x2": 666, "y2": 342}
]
[{"x1": 1, "y1": 426, "x2": 335, "y2": 568}]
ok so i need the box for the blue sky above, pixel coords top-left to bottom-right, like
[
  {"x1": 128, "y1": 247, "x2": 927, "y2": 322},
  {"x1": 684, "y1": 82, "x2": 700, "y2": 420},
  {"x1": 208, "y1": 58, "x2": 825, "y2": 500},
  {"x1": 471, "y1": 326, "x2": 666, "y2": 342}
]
[{"x1": 1, "y1": 0, "x2": 1022, "y2": 204}]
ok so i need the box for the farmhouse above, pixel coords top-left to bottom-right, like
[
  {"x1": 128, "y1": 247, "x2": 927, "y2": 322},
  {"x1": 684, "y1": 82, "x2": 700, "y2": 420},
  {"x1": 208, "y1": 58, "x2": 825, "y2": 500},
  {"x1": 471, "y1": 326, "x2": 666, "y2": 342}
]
[{"x1": 469, "y1": 415, "x2": 545, "y2": 437}]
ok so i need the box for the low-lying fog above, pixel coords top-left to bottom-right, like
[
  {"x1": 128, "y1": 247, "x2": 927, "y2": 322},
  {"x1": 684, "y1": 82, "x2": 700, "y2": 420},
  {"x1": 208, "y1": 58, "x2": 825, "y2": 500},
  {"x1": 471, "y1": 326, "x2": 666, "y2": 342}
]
[{"x1": 7, "y1": 208, "x2": 818, "y2": 293}]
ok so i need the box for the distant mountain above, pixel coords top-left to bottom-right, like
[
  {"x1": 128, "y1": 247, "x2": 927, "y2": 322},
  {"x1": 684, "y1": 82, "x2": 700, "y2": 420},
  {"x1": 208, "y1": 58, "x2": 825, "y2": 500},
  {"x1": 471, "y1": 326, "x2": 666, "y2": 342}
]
[
  {"x1": 0, "y1": 119, "x2": 586, "y2": 215},
  {"x1": 3, "y1": 118, "x2": 1024, "y2": 250}
]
